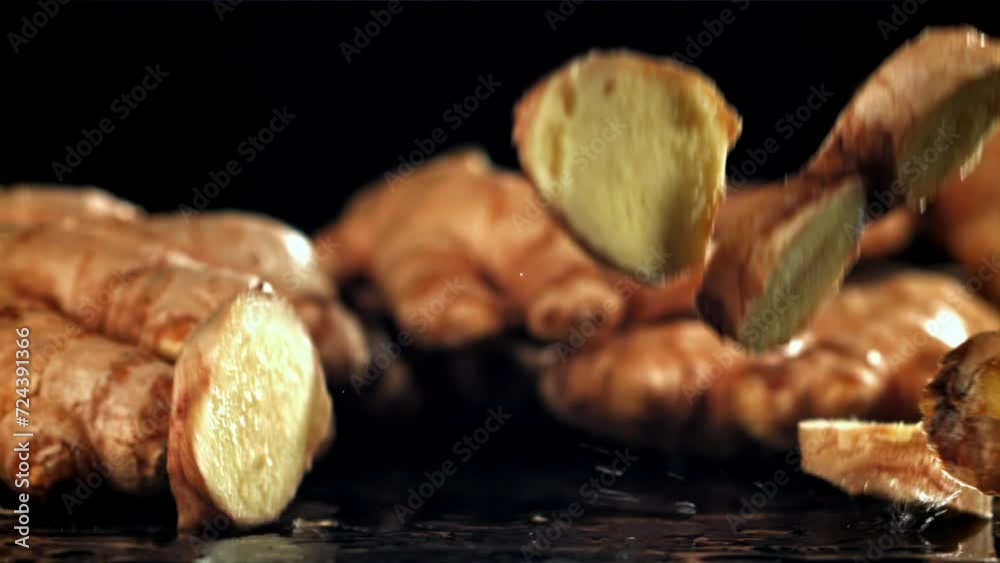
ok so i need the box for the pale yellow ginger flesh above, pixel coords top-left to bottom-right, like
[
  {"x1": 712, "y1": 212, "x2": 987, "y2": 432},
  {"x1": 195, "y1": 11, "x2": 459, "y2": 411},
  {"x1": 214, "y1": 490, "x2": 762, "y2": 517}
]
[
  {"x1": 170, "y1": 293, "x2": 333, "y2": 529},
  {"x1": 515, "y1": 50, "x2": 740, "y2": 280},
  {"x1": 799, "y1": 420, "x2": 993, "y2": 518}
]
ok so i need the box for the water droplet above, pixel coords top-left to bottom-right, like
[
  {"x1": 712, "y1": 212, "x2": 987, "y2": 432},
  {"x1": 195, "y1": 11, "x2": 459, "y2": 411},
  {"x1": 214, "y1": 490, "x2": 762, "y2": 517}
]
[{"x1": 675, "y1": 501, "x2": 697, "y2": 516}]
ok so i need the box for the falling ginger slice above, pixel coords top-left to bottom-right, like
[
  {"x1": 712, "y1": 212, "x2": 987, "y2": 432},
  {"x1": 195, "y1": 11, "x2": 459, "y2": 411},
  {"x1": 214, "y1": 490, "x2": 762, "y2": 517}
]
[
  {"x1": 799, "y1": 420, "x2": 993, "y2": 518},
  {"x1": 514, "y1": 50, "x2": 741, "y2": 281},
  {"x1": 699, "y1": 26, "x2": 1000, "y2": 351},
  {"x1": 922, "y1": 331, "x2": 1000, "y2": 495}
]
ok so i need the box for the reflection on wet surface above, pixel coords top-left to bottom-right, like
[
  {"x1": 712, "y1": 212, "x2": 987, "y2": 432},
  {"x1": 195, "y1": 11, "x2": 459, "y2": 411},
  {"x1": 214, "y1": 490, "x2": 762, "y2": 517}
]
[{"x1": 3, "y1": 438, "x2": 996, "y2": 562}]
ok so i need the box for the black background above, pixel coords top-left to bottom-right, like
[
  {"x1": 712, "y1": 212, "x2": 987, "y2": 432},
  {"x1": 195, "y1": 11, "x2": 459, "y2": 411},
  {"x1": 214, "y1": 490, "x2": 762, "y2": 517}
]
[{"x1": 2, "y1": 1, "x2": 997, "y2": 235}]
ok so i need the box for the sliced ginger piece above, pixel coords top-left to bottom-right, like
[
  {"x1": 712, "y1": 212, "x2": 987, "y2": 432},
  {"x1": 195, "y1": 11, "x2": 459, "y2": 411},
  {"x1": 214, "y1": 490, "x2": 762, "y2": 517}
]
[
  {"x1": 514, "y1": 50, "x2": 741, "y2": 280},
  {"x1": 799, "y1": 420, "x2": 993, "y2": 518},
  {"x1": 922, "y1": 331, "x2": 1000, "y2": 495},
  {"x1": 169, "y1": 292, "x2": 333, "y2": 530},
  {"x1": 699, "y1": 177, "x2": 866, "y2": 350},
  {"x1": 700, "y1": 26, "x2": 1000, "y2": 350},
  {"x1": 811, "y1": 27, "x2": 1000, "y2": 207}
]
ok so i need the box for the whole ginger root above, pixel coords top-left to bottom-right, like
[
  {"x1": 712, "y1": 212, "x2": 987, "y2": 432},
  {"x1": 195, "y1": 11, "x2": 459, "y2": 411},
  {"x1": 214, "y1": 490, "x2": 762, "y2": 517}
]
[
  {"x1": 89, "y1": 212, "x2": 368, "y2": 381},
  {"x1": 314, "y1": 148, "x2": 704, "y2": 348},
  {"x1": 538, "y1": 271, "x2": 998, "y2": 455},
  {"x1": 0, "y1": 226, "x2": 334, "y2": 530},
  {"x1": 0, "y1": 186, "x2": 368, "y2": 380}
]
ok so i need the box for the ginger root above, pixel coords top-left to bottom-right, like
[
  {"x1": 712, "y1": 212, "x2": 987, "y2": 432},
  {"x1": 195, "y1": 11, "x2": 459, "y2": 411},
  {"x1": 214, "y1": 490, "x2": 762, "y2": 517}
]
[
  {"x1": 0, "y1": 223, "x2": 265, "y2": 359},
  {"x1": 699, "y1": 27, "x2": 1000, "y2": 350},
  {"x1": 91, "y1": 211, "x2": 368, "y2": 380},
  {"x1": 315, "y1": 148, "x2": 704, "y2": 348},
  {"x1": 0, "y1": 226, "x2": 334, "y2": 529},
  {"x1": 538, "y1": 271, "x2": 998, "y2": 454},
  {"x1": 798, "y1": 420, "x2": 993, "y2": 518},
  {"x1": 0, "y1": 187, "x2": 368, "y2": 379},
  {"x1": 514, "y1": 50, "x2": 741, "y2": 280},
  {"x1": 316, "y1": 148, "x2": 942, "y2": 350},
  {"x1": 922, "y1": 331, "x2": 1000, "y2": 495},
  {"x1": 0, "y1": 293, "x2": 173, "y2": 496}
]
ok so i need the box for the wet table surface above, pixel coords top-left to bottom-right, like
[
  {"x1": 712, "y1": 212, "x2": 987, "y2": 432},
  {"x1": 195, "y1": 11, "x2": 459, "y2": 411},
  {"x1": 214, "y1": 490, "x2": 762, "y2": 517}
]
[{"x1": 2, "y1": 411, "x2": 996, "y2": 563}]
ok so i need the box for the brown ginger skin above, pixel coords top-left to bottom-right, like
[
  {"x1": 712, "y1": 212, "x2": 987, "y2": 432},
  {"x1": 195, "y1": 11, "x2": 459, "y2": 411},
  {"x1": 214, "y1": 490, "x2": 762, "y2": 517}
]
[
  {"x1": 922, "y1": 331, "x2": 1000, "y2": 495},
  {"x1": 0, "y1": 188, "x2": 367, "y2": 379},
  {"x1": 0, "y1": 290, "x2": 173, "y2": 496},
  {"x1": 540, "y1": 272, "x2": 999, "y2": 454},
  {"x1": 82, "y1": 213, "x2": 369, "y2": 381},
  {"x1": 0, "y1": 224, "x2": 265, "y2": 360}
]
